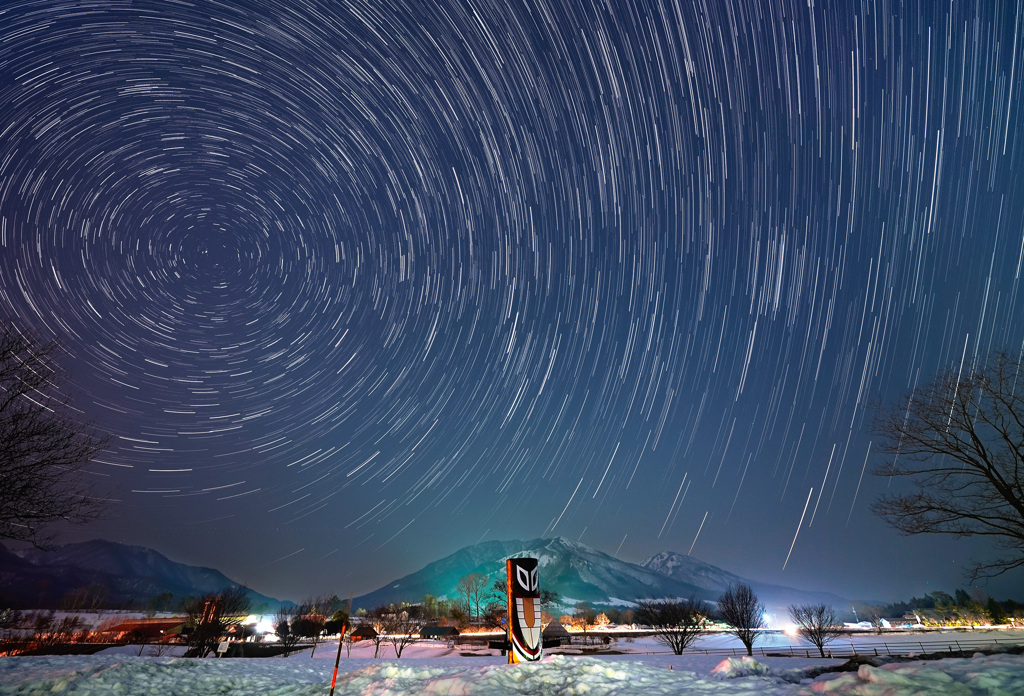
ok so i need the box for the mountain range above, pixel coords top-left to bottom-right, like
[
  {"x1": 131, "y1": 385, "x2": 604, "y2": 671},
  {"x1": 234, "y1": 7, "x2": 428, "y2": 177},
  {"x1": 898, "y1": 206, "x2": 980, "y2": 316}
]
[
  {"x1": 0, "y1": 539, "x2": 283, "y2": 611},
  {"x1": 352, "y1": 536, "x2": 847, "y2": 618},
  {"x1": 638, "y1": 549, "x2": 850, "y2": 618},
  {"x1": 0, "y1": 536, "x2": 846, "y2": 618}
]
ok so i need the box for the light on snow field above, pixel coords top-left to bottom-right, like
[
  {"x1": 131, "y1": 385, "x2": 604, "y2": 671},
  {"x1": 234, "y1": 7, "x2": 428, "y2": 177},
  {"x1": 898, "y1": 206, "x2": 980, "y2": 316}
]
[{"x1": 2, "y1": 632, "x2": 1023, "y2": 695}]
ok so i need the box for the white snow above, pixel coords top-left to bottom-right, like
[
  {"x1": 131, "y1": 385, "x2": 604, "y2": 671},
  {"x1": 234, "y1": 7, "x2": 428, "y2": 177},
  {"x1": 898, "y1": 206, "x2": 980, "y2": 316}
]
[
  {"x1": 1, "y1": 630, "x2": 1022, "y2": 695},
  {"x1": 2, "y1": 626, "x2": 1024, "y2": 691},
  {"x1": 1, "y1": 650, "x2": 1023, "y2": 695}
]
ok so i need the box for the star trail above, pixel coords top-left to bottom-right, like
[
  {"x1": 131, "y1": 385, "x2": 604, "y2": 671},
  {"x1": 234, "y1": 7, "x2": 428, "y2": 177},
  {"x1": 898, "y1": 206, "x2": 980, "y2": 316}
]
[{"x1": 1, "y1": 0, "x2": 1023, "y2": 601}]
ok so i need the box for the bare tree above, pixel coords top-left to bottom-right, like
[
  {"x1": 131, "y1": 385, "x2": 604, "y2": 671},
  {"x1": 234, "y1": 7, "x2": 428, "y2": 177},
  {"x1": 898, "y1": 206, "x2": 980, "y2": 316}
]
[
  {"x1": 26, "y1": 612, "x2": 83, "y2": 648},
  {"x1": 716, "y1": 584, "x2": 766, "y2": 656},
  {"x1": 383, "y1": 604, "x2": 421, "y2": 658},
  {"x1": 573, "y1": 601, "x2": 596, "y2": 644},
  {"x1": 455, "y1": 573, "x2": 489, "y2": 624},
  {"x1": 291, "y1": 595, "x2": 330, "y2": 655},
  {"x1": 60, "y1": 584, "x2": 109, "y2": 613},
  {"x1": 274, "y1": 605, "x2": 302, "y2": 651},
  {"x1": 146, "y1": 641, "x2": 176, "y2": 657},
  {"x1": 0, "y1": 609, "x2": 28, "y2": 655},
  {"x1": 181, "y1": 586, "x2": 252, "y2": 657},
  {"x1": 133, "y1": 629, "x2": 152, "y2": 657},
  {"x1": 788, "y1": 603, "x2": 842, "y2": 657},
  {"x1": 0, "y1": 325, "x2": 109, "y2": 545},
  {"x1": 634, "y1": 596, "x2": 712, "y2": 655},
  {"x1": 482, "y1": 599, "x2": 506, "y2": 631},
  {"x1": 482, "y1": 578, "x2": 508, "y2": 630},
  {"x1": 273, "y1": 596, "x2": 327, "y2": 653},
  {"x1": 0, "y1": 608, "x2": 21, "y2": 634},
  {"x1": 365, "y1": 604, "x2": 421, "y2": 658},
  {"x1": 292, "y1": 613, "x2": 327, "y2": 653},
  {"x1": 858, "y1": 604, "x2": 887, "y2": 634},
  {"x1": 364, "y1": 606, "x2": 391, "y2": 658},
  {"x1": 871, "y1": 351, "x2": 1024, "y2": 579}
]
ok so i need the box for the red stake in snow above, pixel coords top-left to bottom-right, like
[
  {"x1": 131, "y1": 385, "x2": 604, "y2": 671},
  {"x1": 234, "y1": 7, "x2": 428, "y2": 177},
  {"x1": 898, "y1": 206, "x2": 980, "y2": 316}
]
[{"x1": 329, "y1": 624, "x2": 347, "y2": 696}]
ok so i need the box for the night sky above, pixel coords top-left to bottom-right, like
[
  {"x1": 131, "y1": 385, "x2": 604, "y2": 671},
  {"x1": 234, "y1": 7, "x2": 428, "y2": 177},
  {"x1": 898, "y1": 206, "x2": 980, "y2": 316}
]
[{"x1": 2, "y1": 0, "x2": 1023, "y2": 604}]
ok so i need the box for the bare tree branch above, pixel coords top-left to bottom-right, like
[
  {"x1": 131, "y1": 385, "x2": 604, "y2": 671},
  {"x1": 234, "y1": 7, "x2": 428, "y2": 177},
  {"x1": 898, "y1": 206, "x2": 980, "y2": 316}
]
[
  {"x1": 871, "y1": 350, "x2": 1024, "y2": 579},
  {"x1": 0, "y1": 323, "x2": 110, "y2": 545}
]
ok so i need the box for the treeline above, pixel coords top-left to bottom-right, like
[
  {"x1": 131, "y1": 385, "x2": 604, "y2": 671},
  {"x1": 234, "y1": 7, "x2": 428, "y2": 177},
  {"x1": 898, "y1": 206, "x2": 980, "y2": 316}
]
[
  {"x1": 358, "y1": 574, "x2": 565, "y2": 630},
  {"x1": 864, "y1": 588, "x2": 1023, "y2": 625}
]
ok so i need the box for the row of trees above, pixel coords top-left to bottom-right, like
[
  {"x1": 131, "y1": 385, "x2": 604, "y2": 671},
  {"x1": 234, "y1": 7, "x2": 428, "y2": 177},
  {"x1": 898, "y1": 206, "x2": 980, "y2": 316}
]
[
  {"x1": 273, "y1": 594, "x2": 348, "y2": 655},
  {"x1": 451, "y1": 573, "x2": 561, "y2": 627},
  {"x1": 0, "y1": 609, "x2": 88, "y2": 650},
  {"x1": 859, "y1": 588, "x2": 1024, "y2": 628},
  {"x1": 638, "y1": 584, "x2": 842, "y2": 658}
]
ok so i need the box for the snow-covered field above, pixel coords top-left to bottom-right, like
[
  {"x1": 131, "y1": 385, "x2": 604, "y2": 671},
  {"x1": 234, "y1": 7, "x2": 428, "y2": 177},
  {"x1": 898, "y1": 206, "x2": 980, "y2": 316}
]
[
  {"x1": 2, "y1": 631, "x2": 1022, "y2": 695},
  {"x1": 3, "y1": 651, "x2": 1024, "y2": 695}
]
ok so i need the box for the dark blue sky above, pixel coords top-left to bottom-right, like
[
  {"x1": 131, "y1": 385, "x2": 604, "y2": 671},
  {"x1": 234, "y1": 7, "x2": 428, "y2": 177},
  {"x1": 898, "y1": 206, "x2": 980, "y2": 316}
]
[{"x1": 2, "y1": 0, "x2": 1023, "y2": 603}]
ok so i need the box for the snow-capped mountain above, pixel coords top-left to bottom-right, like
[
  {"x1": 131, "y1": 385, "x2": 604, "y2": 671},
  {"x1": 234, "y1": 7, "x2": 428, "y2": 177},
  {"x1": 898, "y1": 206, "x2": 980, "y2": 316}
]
[
  {"x1": 640, "y1": 550, "x2": 849, "y2": 618},
  {"x1": 353, "y1": 536, "x2": 712, "y2": 610},
  {"x1": 639, "y1": 551, "x2": 748, "y2": 591},
  {"x1": 352, "y1": 537, "x2": 847, "y2": 614}
]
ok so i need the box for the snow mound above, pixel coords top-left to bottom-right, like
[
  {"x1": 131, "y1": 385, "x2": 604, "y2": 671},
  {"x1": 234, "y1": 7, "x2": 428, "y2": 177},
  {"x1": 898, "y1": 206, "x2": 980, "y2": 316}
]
[{"x1": 710, "y1": 656, "x2": 773, "y2": 679}]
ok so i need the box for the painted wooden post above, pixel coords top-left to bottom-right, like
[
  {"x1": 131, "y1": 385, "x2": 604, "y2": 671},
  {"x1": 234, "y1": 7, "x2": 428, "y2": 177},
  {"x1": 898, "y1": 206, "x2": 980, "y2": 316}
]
[{"x1": 506, "y1": 558, "x2": 542, "y2": 663}]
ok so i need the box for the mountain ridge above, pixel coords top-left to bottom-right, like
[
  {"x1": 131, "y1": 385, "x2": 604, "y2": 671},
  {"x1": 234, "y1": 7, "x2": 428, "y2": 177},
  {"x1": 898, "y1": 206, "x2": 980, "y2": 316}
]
[
  {"x1": 353, "y1": 536, "x2": 847, "y2": 617},
  {"x1": 353, "y1": 536, "x2": 709, "y2": 610},
  {"x1": 639, "y1": 549, "x2": 849, "y2": 617},
  {"x1": 0, "y1": 539, "x2": 285, "y2": 611},
  {"x1": 1, "y1": 536, "x2": 848, "y2": 618}
]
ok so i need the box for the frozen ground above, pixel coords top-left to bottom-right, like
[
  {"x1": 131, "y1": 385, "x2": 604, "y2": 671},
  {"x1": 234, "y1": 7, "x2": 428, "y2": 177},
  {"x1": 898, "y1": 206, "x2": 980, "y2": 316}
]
[{"x1": 2, "y1": 630, "x2": 1023, "y2": 695}]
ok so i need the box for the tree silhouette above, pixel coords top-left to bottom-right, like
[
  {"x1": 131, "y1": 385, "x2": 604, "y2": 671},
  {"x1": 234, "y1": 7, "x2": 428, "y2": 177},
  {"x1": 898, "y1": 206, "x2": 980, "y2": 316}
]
[
  {"x1": 872, "y1": 351, "x2": 1024, "y2": 579},
  {"x1": 716, "y1": 584, "x2": 766, "y2": 656},
  {"x1": 0, "y1": 324, "x2": 109, "y2": 545},
  {"x1": 788, "y1": 603, "x2": 842, "y2": 657},
  {"x1": 455, "y1": 573, "x2": 489, "y2": 624},
  {"x1": 635, "y1": 595, "x2": 712, "y2": 655},
  {"x1": 181, "y1": 586, "x2": 252, "y2": 657}
]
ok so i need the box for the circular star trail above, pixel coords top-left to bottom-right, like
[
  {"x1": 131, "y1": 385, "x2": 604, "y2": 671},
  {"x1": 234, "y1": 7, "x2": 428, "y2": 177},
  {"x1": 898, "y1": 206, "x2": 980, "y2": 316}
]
[{"x1": 1, "y1": 0, "x2": 1023, "y2": 598}]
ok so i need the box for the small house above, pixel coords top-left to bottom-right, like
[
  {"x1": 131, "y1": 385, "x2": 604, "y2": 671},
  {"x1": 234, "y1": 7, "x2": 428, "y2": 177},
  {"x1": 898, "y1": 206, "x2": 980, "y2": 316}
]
[
  {"x1": 349, "y1": 626, "x2": 378, "y2": 642},
  {"x1": 103, "y1": 618, "x2": 185, "y2": 643},
  {"x1": 421, "y1": 625, "x2": 459, "y2": 646},
  {"x1": 420, "y1": 626, "x2": 460, "y2": 640},
  {"x1": 542, "y1": 619, "x2": 571, "y2": 647}
]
